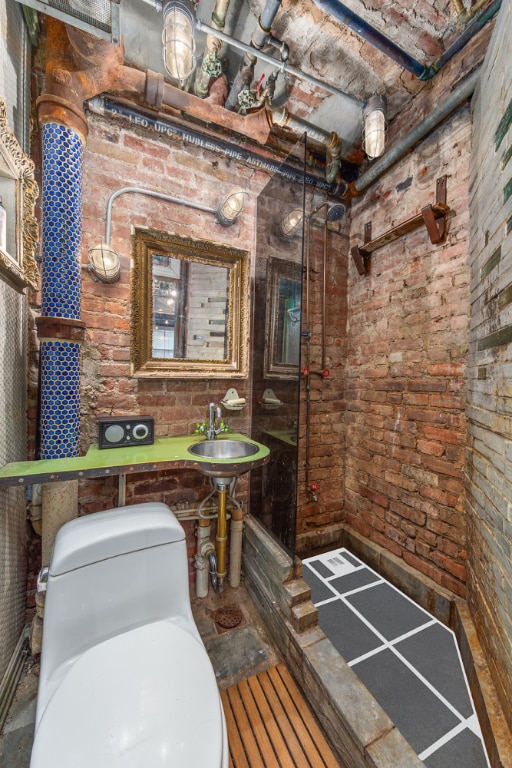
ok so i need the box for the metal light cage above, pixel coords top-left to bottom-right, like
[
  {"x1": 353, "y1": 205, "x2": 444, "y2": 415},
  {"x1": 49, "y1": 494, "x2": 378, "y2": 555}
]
[
  {"x1": 162, "y1": 0, "x2": 197, "y2": 87},
  {"x1": 15, "y1": 0, "x2": 120, "y2": 44}
]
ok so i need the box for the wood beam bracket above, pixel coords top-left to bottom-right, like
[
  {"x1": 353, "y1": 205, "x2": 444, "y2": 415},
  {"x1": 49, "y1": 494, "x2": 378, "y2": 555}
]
[{"x1": 351, "y1": 175, "x2": 454, "y2": 276}]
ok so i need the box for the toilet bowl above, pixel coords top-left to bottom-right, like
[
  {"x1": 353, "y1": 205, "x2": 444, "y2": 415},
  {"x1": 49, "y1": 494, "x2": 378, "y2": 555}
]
[{"x1": 30, "y1": 502, "x2": 228, "y2": 768}]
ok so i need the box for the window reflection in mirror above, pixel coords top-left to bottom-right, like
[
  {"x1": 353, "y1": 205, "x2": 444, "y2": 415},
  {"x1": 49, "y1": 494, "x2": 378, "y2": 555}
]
[
  {"x1": 264, "y1": 257, "x2": 302, "y2": 379},
  {"x1": 131, "y1": 228, "x2": 249, "y2": 378}
]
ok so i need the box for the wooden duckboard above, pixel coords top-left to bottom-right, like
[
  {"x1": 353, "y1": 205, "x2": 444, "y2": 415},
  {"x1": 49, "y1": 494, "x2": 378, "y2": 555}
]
[{"x1": 221, "y1": 663, "x2": 340, "y2": 767}]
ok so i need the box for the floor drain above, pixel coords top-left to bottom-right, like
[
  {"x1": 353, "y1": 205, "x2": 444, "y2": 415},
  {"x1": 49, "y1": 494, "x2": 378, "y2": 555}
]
[{"x1": 215, "y1": 604, "x2": 243, "y2": 629}]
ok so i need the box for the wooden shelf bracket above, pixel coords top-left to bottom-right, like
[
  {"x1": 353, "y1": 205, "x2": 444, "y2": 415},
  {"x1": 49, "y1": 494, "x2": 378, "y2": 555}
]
[{"x1": 351, "y1": 176, "x2": 454, "y2": 276}]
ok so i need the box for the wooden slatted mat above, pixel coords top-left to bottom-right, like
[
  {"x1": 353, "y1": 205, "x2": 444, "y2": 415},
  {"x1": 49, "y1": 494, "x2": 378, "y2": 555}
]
[{"x1": 221, "y1": 663, "x2": 339, "y2": 768}]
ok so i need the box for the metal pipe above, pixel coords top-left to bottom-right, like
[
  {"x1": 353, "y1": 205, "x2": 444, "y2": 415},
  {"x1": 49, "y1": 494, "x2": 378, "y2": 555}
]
[
  {"x1": 354, "y1": 68, "x2": 480, "y2": 193},
  {"x1": 311, "y1": 0, "x2": 500, "y2": 82},
  {"x1": 421, "y1": 0, "x2": 502, "y2": 79},
  {"x1": 309, "y1": 0, "x2": 427, "y2": 79},
  {"x1": 453, "y1": 0, "x2": 498, "y2": 24},
  {"x1": 195, "y1": 18, "x2": 364, "y2": 109},
  {"x1": 87, "y1": 97, "x2": 349, "y2": 197},
  {"x1": 105, "y1": 186, "x2": 215, "y2": 243},
  {"x1": 229, "y1": 506, "x2": 244, "y2": 588},
  {"x1": 196, "y1": 519, "x2": 212, "y2": 598},
  {"x1": 216, "y1": 487, "x2": 228, "y2": 592}
]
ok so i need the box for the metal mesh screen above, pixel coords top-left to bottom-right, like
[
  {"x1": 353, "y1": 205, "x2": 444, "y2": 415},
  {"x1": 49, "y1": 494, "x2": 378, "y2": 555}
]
[
  {"x1": 0, "y1": 0, "x2": 31, "y2": 687},
  {"x1": 0, "y1": 281, "x2": 28, "y2": 685},
  {"x1": 48, "y1": 0, "x2": 114, "y2": 32}
]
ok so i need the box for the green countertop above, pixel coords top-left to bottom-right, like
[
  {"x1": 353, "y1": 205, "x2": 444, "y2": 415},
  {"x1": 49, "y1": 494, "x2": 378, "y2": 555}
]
[{"x1": 0, "y1": 434, "x2": 270, "y2": 487}]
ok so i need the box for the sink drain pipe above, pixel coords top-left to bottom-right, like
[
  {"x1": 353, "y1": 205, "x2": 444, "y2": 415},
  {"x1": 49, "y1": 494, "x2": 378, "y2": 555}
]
[{"x1": 196, "y1": 518, "x2": 217, "y2": 597}]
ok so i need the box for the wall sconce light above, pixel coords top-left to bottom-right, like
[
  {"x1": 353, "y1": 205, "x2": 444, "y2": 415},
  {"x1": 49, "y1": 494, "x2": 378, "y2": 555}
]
[
  {"x1": 276, "y1": 208, "x2": 303, "y2": 239},
  {"x1": 162, "y1": 0, "x2": 197, "y2": 87},
  {"x1": 215, "y1": 186, "x2": 248, "y2": 227},
  {"x1": 363, "y1": 94, "x2": 387, "y2": 159},
  {"x1": 87, "y1": 243, "x2": 121, "y2": 283}
]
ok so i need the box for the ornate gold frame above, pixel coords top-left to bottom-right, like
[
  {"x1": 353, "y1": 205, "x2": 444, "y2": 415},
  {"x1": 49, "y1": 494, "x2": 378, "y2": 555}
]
[
  {"x1": 0, "y1": 97, "x2": 39, "y2": 293},
  {"x1": 131, "y1": 227, "x2": 249, "y2": 378}
]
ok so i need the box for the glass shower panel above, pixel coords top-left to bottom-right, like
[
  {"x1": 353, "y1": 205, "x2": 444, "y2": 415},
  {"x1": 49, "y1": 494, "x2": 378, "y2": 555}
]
[{"x1": 249, "y1": 137, "x2": 306, "y2": 558}]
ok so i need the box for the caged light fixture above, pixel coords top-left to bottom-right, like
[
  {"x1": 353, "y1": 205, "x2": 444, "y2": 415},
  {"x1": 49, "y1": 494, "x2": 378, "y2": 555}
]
[
  {"x1": 363, "y1": 94, "x2": 387, "y2": 159},
  {"x1": 215, "y1": 186, "x2": 248, "y2": 227},
  {"x1": 162, "y1": 0, "x2": 197, "y2": 88},
  {"x1": 85, "y1": 185, "x2": 248, "y2": 283},
  {"x1": 276, "y1": 208, "x2": 303, "y2": 239},
  {"x1": 87, "y1": 242, "x2": 121, "y2": 284}
]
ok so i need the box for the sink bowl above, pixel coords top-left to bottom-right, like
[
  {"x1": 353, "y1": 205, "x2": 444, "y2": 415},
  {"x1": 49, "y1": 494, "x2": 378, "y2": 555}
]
[{"x1": 188, "y1": 439, "x2": 259, "y2": 460}]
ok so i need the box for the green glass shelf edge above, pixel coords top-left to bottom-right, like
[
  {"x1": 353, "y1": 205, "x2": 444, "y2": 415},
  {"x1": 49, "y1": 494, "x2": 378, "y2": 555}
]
[
  {"x1": 263, "y1": 429, "x2": 298, "y2": 447},
  {"x1": 0, "y1": 434, "x2": 269, "y2": 487}
]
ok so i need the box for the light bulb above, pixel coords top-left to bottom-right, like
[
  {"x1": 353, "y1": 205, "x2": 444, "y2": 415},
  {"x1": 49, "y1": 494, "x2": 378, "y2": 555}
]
[
  {"x1": 363, "y1": 94, "x2": 387, "y2": 159},
  {"x1": 162, "y1": 1, "x2": 196, "y2": 86}
]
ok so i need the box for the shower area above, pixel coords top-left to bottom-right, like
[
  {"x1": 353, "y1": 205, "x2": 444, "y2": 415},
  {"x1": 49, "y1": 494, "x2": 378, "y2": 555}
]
[{"x1": 249, "y1": 137, "x2": 349, "y2": 559}]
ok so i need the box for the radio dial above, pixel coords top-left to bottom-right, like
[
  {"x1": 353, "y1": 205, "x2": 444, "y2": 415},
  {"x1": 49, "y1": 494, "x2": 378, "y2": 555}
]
[{"x1": 133, "y1": 423, "x2": 149, "y2": 440}]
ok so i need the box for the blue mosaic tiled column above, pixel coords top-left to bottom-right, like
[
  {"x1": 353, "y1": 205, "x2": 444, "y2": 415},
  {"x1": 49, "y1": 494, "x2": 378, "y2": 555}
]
[{"x1": 39, "y1": 123, "x2": 84, "y2": 460}]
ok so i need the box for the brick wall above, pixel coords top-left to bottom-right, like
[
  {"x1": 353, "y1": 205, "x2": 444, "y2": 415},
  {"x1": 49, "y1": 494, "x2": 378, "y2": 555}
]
[
  {"x1": 46, "y1": 113, "x2": 270, "y2": 581},
  {"x1": 344, "y1": 94, "x2": 473, "y2": 596},
  {"x1": 295, "y1": 215, "x2": 349, "y2": 551},
  {"x1": 467, "y1": 0, "x2": 512, "y2": 730}
]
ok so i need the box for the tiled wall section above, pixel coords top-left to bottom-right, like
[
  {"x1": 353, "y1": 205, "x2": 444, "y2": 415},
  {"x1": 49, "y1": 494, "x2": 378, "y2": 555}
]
[{"x1": 467, "y1": 0, "x2": 512, "y2": 732}]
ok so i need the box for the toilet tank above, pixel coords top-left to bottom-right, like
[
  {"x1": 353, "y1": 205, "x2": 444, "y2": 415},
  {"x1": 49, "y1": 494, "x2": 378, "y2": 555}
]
[{"x1": 40, "y1": 503, "x2": 197, "y2": 691}]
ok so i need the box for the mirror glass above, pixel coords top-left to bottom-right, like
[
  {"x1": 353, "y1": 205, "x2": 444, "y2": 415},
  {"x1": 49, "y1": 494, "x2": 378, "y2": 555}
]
[
  {"x1": 0, "y1": 97, "x2": 39, "y2": 293},
  {"x1": 264, "y1": 257, "x2": 302, "y2": 378},
  {"x1": 132, "y1": 227, "x2": 249, "y2": 377}
]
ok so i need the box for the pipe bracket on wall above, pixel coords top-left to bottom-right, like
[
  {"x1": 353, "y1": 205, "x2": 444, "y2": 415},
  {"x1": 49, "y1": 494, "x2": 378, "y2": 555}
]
[{"x1": 350, "y1": 176, "x2": 454, "y2": 275}]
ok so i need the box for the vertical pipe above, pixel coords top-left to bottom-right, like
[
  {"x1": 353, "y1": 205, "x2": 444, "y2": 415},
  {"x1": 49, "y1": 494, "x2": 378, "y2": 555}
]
[
  {"x1": 196, "y1": 518, "x2": 212, "y2": 597},
  {"x1": 229, "y1": 507, "x2": 244, "y2": 588},
  {"x1": 321, "y1": 212, "x2": 328, "y2": 371},
  {"x1": 216, "y1": 487, "x2": 228, "y2": 591}
]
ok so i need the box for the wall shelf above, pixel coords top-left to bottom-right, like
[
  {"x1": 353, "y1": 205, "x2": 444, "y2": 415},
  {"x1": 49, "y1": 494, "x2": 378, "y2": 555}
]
[{"x1": 351, "y1": 176, "x2": 455, "y2": 276}]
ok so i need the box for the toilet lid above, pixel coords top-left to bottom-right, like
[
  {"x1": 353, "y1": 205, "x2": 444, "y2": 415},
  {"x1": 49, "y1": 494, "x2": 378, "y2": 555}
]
[{"x1": 31, "y1": 621, "x2": 227, "y2": 768}]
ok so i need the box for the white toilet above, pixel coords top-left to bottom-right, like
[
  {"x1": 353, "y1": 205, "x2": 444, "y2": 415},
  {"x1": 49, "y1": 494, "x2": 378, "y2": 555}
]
[{"x1": 30, "y1": 502, "x2": 228, "y2": 768}]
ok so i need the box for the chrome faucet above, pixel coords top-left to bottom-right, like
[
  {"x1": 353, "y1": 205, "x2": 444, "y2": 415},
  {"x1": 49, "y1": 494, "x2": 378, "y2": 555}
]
[{"x1": 195, "y1": 403, "x2": 229, "y2": 440}]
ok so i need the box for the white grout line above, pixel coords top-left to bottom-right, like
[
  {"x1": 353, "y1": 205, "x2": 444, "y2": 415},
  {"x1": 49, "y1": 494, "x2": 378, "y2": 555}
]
[
  {"x1": 418, "y1": 720, "x2": 471, "y2": 761},
  {"x1": 348, "y1": 619, "x2": 438, "y2": 667},
  {"x1": 304, "y1": 548, "x2": 491, "y2": 767}
]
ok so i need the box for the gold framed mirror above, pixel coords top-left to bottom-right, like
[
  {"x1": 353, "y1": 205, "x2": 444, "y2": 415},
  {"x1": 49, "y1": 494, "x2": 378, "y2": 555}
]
[
  {"x1": 264, "y1": 257, "x2": 302, "y2": 379},
  {"x1": 131, "y1": 227, "x2": 249, "y2": 378},
  {"x1": 0, "y1": 97, "x2": 39, "y2": 293}
]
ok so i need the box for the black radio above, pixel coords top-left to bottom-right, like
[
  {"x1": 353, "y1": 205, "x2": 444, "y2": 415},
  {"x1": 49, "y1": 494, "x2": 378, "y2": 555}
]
[{"x1": 98, "y1": 416, "x2": 155, "y2": 449}]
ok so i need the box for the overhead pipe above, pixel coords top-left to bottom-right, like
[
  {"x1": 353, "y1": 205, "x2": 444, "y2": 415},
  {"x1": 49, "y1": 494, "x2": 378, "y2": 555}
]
[
  {"x1": 353, "y1": 68, "x2": 480, "y2": 194},
  {"x1": 312, "y1": 0, "x2": 500, "y2": 82},
  {"x1": 421, "y1": 0, "x2": 502, "y2": 80},
  {"x1": 87, "y1": 96, "x2": 349, "y2": 197},
  {"x1": 196, "y1": 18, "x2": 364, "y2": 110},
  {"x1": 224, "y1": 0, "x2": 283, "y2": 111},
  {"x1": 194, "y1": 0, "x2": 231, "y2": 98},
  {"x1": 451, "y1": 0, "x2": 498, "y2": 24},
  {"x1": 271, "y1": 107, "x2": 352, "y2": 183},
  {"x1": 310, "y1": 0, "x2": 427, "y2": 79}
]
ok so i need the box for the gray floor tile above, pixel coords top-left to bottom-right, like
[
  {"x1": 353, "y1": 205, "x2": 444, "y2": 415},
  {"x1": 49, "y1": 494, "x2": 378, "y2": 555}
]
[
  {"x1": 318, "y1": 599, "x2": 383, "y2": 662},
  {"x1": 395, "y1": 623, "x2": 474, "y2": 718},
  {"x1": 423, "y1": 728, "x2": 489, "y2": 768},
  {"x1": 303, "y1": 565, "x2": 337, "y2": 603},
  {"x1": 346, "y1": 581, "x2": 431, "y2": 641},
  {"x1": 308, "y1": 559, "x2": 335, "y2": 578},
  {"x1": 353, "y1": 648, "x2": 460, "y2": 755},
  {"x1": 330, "y1": 567, "x2": 381, "y2": 596}
]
